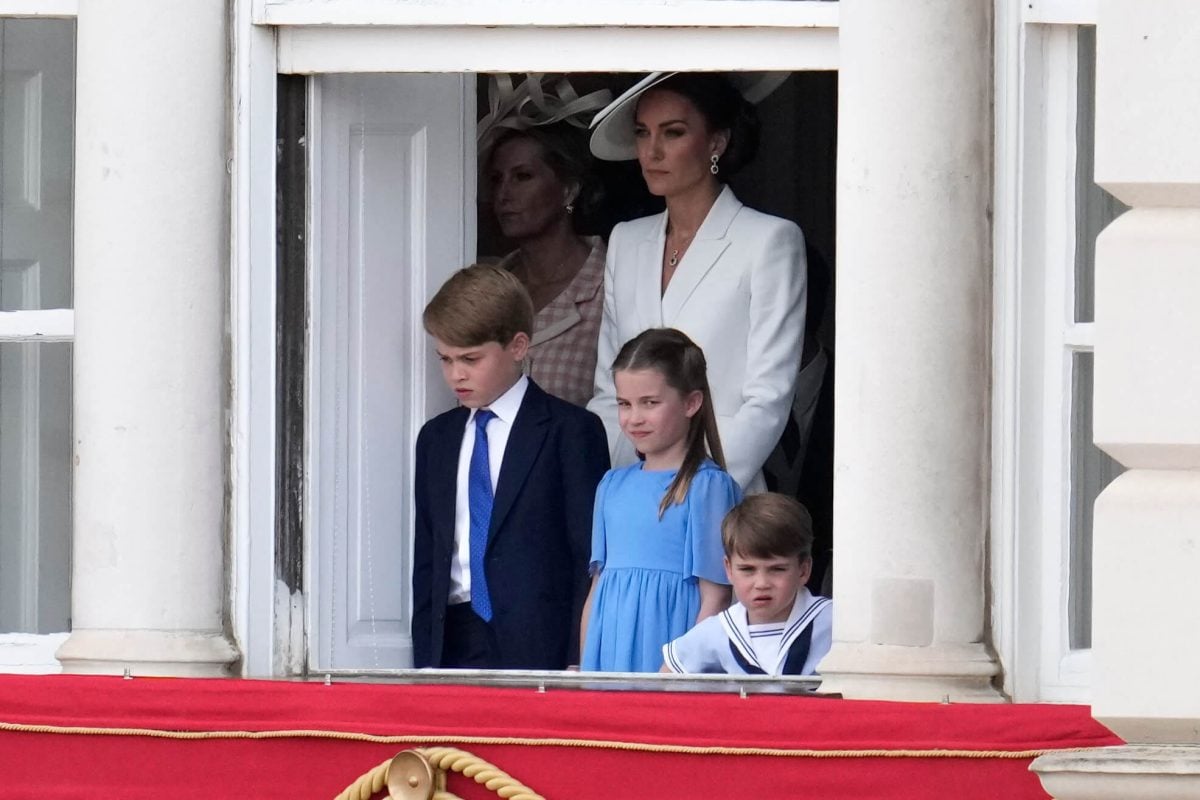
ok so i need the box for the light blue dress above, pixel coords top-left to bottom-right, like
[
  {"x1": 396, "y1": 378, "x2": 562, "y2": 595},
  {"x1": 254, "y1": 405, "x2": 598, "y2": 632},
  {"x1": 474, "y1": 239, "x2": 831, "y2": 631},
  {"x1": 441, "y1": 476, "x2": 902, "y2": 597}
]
[{"x1": 582, "y1": 460, "x2": 741, "y2": 673}]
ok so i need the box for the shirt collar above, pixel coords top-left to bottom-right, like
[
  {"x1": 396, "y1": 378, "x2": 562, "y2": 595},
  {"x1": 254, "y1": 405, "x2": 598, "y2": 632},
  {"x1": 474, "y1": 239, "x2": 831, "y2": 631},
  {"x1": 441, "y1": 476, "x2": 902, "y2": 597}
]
[
  {"x1": 721, "y1": 586, "x2": 820, "y2": 672},
  {"x1": 468, "y1": 374, "x2": 529, "y2": 426}
]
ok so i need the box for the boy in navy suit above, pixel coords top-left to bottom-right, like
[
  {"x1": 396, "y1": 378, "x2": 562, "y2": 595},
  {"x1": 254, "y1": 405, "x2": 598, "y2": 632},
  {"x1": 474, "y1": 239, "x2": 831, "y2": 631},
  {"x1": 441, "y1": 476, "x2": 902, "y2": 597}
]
[{"x1": 413, "y1": 264, "x2": 610, "y2": 669}]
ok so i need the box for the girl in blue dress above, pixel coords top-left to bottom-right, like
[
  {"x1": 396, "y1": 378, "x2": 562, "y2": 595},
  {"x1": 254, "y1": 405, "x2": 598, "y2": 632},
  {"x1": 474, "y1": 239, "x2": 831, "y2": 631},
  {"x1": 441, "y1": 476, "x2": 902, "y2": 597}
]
[{"x1": 581, "y1": 328, "x2": 741, "y2": 672}]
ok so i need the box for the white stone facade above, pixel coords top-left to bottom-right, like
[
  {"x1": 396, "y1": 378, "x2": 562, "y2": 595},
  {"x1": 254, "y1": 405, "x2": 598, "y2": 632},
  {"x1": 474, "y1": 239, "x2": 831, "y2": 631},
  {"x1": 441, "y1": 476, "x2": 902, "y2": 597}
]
[
  {"x1": 2, "y1": 1, "x2": 1199, "y2": 794},
  {"x1": 1032, "y1": 0, "x2": 1200, "y2": 794}
]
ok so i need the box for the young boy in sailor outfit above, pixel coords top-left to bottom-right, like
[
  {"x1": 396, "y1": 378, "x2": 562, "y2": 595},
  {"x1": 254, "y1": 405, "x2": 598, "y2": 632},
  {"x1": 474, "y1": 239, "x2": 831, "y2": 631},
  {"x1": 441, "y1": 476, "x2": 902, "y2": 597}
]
[{"x1": 661, "y1": 493, "x2": 831, "y2": 676}]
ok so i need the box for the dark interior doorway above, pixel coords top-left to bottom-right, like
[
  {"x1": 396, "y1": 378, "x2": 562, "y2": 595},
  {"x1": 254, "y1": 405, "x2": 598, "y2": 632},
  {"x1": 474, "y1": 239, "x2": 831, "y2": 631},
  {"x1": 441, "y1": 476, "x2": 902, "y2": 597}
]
[{"x1": 476, "y1": 71, "x2": 838, "y2": 591}]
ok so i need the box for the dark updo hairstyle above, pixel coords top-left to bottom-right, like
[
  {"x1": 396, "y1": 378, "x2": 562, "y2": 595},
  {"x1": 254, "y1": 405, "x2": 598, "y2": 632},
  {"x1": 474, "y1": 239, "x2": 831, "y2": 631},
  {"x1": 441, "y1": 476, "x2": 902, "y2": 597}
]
[
  {"x1": 642, "y1": 73, "x2": 762, "y2": 179},
  {"x1": 486, "y1": 123, "x2": 603, "y2": 228}
]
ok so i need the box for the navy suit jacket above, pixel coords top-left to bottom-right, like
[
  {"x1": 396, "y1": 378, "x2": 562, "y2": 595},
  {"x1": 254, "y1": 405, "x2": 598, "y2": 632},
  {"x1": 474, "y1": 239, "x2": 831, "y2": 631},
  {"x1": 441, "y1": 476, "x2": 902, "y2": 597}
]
[{"x1": 411, "y1": 379, "x2": 610, "y2": 669}]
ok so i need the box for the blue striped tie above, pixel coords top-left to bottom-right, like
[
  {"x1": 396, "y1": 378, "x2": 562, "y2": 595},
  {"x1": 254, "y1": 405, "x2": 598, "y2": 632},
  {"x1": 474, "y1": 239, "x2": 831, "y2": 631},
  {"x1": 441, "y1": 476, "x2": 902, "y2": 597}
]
[{"x1": 468, "y1": 409, "x2": 497, "y2": 621}]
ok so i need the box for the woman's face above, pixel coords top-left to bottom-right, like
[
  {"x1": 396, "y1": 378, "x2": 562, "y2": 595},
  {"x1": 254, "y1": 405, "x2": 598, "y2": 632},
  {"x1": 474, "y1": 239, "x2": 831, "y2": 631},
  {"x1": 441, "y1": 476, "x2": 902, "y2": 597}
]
[
  {"x1": 634, "y1": 89, "x2": 727, "y2": 199},
  {"x1": 489, "y1": 136, "x2": 573, "y2": 242}
]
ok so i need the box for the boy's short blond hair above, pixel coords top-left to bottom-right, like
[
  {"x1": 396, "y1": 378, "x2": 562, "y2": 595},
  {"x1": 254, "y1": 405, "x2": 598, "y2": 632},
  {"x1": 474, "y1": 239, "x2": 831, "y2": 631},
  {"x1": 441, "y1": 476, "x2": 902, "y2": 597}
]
[
  {"x1": 721, "y1": 493, "x2": 814, "y2": 562},
  {"x1": 423, "y1": 263, "x2": 534, "y2": 347}
]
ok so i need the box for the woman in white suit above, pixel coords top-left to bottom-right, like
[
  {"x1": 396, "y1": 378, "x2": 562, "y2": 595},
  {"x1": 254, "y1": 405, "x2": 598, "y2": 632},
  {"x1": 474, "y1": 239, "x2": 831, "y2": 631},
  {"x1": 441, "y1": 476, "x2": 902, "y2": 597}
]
[{"x1": 586, "y1": 72, "x2": 807, "y2": 492}]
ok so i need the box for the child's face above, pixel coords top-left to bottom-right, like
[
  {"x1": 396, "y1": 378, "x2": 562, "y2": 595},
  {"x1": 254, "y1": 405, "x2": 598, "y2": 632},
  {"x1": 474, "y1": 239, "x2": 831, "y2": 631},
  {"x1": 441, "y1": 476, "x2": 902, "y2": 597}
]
[
  {"x1": 614, "y1": 368, "x2": 701, "y2": 467},
  {"x1": 724, "y1": 552, "x2": 811, "y2": 625},
  {"x1": 435, "y1": 334, "x2": 528, "y2": 409}
]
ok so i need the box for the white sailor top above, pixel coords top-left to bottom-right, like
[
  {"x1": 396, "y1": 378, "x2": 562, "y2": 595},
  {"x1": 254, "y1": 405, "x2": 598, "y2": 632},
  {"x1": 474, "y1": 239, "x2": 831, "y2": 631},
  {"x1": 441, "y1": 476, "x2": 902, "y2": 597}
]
[{"x1": 662, "y1": 588, "x2": 832, "y2": 676}]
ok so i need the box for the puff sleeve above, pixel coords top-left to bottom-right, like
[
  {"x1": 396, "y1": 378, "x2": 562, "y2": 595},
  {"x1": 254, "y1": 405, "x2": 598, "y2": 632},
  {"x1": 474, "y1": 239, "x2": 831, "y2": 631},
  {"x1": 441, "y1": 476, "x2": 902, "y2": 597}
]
[{"x1": 683, "y1": 467, "x2": 741, "y2": 585}]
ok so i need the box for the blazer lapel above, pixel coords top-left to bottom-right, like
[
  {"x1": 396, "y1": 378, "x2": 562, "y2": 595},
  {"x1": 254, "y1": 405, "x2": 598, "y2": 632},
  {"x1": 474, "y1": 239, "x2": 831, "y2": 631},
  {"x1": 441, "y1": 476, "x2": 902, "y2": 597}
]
[
  {"x1": 635, "y1": 213, "x2": 667, "y2": 328},
  {"x1": 661, "y1": 186, "x2": 742, "y2": 323},
  {"x1": 432, "y1": 410, "x2": 468, "y2": 553},
  {"x1": 528, "y1": 237, "x2": 605, "y2": 347},
  {"x1": 661, "y1": 240, "x2": 730, "y2": 323},
  {"x1": 488, "y1": 382, "x2": 550, "y2": 541},
  {"x1": 530, "y1": 307, "x2": 582, "y2": 345}
]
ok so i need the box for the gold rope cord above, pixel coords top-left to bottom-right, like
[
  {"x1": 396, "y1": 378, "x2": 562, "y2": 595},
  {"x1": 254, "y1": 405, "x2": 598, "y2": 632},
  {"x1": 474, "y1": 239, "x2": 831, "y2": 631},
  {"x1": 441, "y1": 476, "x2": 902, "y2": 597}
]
[
  {"x1": 335, "y1": 758, "x2": 390, "y2": 800},
  {"x1": 334, "y1": 747, "x2": 545, "y2": 800},
  {"x1": 0, "y1": 720, "x2": 1067, "y2": 760}
]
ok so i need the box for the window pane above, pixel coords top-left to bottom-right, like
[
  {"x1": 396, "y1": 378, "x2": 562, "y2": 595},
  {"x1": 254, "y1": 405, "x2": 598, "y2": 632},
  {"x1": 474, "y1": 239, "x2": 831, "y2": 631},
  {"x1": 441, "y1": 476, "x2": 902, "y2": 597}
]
[
  {"x1": 1074, "y1": 26, "x2": 1127, "y2": 324},
  {"x1": 0, "y1": 342, "x2": 72, "y2": 634},
  {"x1": 1069, "y1": 351, "x2": 1123, "y2": 650},
  {"x1": 0, "y1": 19, "x2": 75, "y2": 311}
]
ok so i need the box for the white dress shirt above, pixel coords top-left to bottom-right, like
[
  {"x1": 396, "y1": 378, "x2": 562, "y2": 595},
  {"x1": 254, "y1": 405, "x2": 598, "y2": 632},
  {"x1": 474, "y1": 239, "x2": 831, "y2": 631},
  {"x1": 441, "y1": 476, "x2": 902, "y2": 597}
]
[{"x1": 448, "y1": 375, "x2": 529, "y2": 604}]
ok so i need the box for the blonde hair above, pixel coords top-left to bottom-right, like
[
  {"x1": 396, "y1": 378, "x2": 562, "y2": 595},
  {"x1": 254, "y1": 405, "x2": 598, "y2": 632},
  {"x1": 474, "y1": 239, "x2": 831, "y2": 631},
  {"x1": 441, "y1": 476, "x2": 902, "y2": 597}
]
[
  {"x1": 423, "y1": 263, "x2": 534, "y2": 347},
  {"x1": 721, "y1": 493, "x2": 814, "y2": 562},
  {"x1": 611, "y1": 328, "x2": 726, "y2": 517}
]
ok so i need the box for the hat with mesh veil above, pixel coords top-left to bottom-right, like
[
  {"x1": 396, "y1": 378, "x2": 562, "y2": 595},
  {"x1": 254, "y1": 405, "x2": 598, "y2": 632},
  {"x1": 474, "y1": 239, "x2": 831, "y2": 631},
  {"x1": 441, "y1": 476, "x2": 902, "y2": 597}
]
[{"x1": 588, "y1": 71, "x2": 790, "y2": 161}]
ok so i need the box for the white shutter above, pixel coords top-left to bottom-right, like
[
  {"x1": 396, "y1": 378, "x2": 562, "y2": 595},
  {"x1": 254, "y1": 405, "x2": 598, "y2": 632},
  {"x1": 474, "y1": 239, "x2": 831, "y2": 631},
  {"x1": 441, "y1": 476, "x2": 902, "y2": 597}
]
[{"x1": 311, "y1": 74, "x2": 472, "y2": 670}]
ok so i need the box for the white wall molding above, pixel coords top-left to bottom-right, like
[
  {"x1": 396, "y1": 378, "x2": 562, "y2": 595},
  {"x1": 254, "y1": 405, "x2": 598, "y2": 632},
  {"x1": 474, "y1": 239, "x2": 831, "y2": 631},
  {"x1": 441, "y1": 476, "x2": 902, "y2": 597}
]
[
  {"x1": 0, "y1": 1, "x2": 76, "y2": 16},
  {"x1": 230, "y1": 0, "x2": 281, "y2": 678},
  {"x1": 1023, "y1": 0, "x2": 1097, "y2": 25},
  {"x1": 277, "y1": 25, "x2": 838, "y2": 74},
  {"x1": 258, "y1": 0, "x2": 838, "y2": 29},
  {"x1": 990, "y1": 0, "x2": 1026, "y2": 701}
]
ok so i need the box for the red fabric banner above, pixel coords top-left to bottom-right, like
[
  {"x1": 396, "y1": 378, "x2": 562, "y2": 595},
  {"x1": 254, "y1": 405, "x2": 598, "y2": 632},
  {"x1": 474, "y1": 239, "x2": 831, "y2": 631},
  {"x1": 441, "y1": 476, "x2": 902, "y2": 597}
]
[{"x1": 0, "y1": 675, "x2": 1120, "y2": 799}]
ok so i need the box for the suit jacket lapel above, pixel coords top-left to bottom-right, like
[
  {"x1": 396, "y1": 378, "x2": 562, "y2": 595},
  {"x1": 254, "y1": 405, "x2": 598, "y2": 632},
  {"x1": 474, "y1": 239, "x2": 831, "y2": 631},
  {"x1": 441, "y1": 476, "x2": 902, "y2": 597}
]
[
  {"x1": 433, "y1": 410, "x2": 468, "y2": 554},
  {"x1": 635, "y1": 213, "x2": 667, "y2": 328},
  {"x1": 528, "y1": 237, "x2": 605, "y2": 346},
  {"x1": 489, "y1": 382, "x2": 550, "y2": 541},
  {"x1": 530, "y1": 307, "x2": 582, "y2": 345},
  {"x1": 661, "y1": 186, "x2": 741, "y2": 323}
]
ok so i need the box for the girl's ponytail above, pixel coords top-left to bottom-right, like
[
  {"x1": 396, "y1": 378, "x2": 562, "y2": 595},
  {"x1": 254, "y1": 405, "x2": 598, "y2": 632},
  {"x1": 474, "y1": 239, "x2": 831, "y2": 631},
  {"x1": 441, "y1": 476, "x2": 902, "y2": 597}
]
[{"x1": 611, "y1": 328, "x2": 726, "y2": 517}]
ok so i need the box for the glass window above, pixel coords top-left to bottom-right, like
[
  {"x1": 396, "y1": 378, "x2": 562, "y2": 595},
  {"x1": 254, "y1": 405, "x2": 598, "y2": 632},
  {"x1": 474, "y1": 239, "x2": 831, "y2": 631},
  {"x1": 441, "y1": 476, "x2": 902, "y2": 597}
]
[
  {"x1": 0, "y1": 17, "x2": 75, "y2": 637},
  {"x1": 1072, "y1": 26, "x2": 1127, "y2": 324},
  {"x1": 1068, "y1": 351, "x2": 1123, "y2": 650},
  {"x1": 1065, "y1": 26, "x2": 1125, "y2": 652},
  {"x1": 0, "y1": 342, "x2": 72, "y2": 633},
  {"x1": 1, "y1": 19, "x2": 75, "y2": 310}
]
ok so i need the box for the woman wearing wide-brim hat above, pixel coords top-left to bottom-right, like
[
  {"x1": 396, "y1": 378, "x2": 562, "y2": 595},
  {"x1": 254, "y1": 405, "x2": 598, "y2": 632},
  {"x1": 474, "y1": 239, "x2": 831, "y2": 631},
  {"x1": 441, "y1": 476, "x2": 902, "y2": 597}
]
[{"x1": 585, "y1": 71, "x2": 808, "y2": 494}]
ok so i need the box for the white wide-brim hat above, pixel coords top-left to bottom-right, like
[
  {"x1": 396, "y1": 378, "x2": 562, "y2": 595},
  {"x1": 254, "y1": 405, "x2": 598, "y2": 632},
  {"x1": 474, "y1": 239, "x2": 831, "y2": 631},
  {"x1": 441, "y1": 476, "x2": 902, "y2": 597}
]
[{"x1": 588, "y1": 71, "x2": 791, "y2": 161}]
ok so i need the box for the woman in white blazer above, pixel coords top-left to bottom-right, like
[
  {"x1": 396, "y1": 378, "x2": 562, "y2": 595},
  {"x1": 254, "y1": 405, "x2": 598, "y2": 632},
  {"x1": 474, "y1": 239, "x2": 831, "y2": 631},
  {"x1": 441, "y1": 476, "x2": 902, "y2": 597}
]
[{"x1": 586, "y1": 72, "x2": 807, "y2": 492}]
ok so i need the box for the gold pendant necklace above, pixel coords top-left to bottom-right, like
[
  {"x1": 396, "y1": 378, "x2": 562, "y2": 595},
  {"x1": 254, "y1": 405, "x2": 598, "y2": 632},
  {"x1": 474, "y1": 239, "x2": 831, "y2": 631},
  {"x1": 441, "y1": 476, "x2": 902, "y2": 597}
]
[{"x1": 667, "y1": 225, "x2": 695, "y2": 269}]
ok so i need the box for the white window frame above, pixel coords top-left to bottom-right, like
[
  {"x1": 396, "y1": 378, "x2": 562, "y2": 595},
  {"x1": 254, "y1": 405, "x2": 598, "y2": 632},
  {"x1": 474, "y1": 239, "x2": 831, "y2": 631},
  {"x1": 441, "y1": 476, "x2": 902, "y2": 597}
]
[
  {"x1": 255, "y1": 0, "x2": 839, "y2": 29},
  {"x1": 230, "y1": 1, "x2": 282, "y2": 677},
  {"x1": 992, "y1": 0, "x2": 1102, "y2": 703},
  {"x1": 0, "y1": 2, "x2": 76, "y2": 15},
  {"x1": 262, "y1": 0, "x2": 839, "y2": 74},
  {"x1": 0, "y1": 3, "x2": 76, "y2": 673},
  {"x1": 232, "y1": 2, "x2": 840, "y2": 676}
]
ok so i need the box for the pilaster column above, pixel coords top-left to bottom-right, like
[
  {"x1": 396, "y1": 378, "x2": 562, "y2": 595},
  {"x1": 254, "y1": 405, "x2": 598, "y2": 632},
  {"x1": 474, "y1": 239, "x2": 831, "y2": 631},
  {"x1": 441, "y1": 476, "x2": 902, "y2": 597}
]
[
  {"x1": 1033, "y1": 0, "x2": 1200, "y2": 795},
  {"x1": 816, "y1": 0, "x2": 1000, "y2": 701},
  {"x1": 55, "y1": 0, "x2": 237, "y2": 675}
]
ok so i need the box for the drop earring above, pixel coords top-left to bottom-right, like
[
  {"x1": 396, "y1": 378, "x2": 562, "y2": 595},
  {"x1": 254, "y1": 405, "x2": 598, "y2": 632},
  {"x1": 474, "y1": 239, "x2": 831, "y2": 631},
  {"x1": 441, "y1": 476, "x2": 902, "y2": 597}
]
[
  {"x1": 565, "y1": 203, "x2": 575, "y2": 215},
  {"x1": 710, "y1": 154, "x2": 720, "y2": 175}
]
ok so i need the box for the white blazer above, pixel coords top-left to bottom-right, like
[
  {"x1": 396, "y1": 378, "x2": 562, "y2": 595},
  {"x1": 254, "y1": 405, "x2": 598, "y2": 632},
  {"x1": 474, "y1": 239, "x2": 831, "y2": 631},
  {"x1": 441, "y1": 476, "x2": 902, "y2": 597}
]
[{"x1": 587, "y1": 186, "x2": 807, "y2": 492}]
